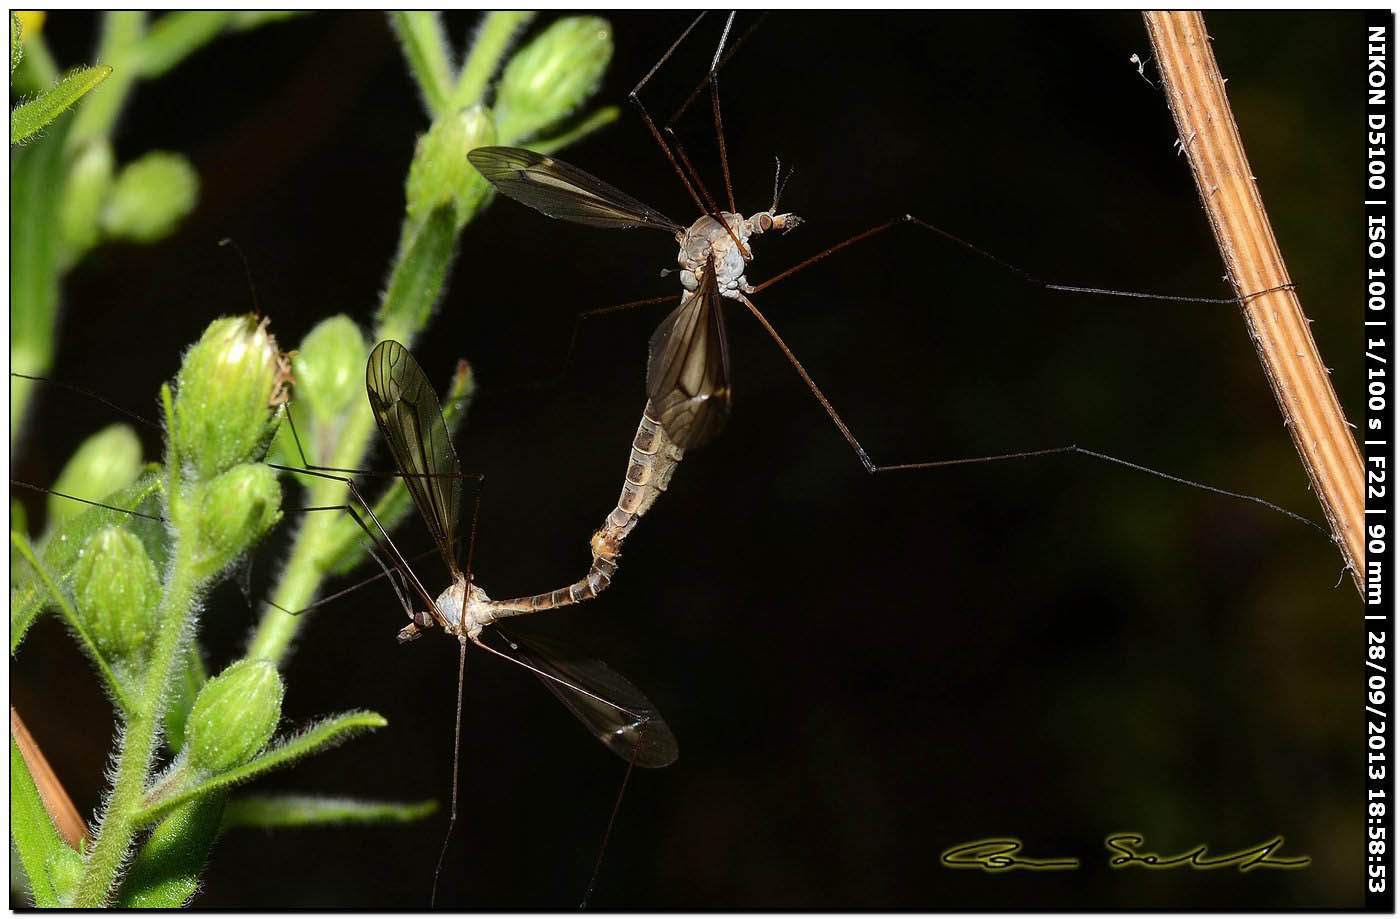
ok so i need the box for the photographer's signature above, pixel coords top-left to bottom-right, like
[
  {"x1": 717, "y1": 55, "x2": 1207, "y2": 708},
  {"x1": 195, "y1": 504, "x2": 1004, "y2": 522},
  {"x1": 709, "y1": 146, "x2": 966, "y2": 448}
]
[{"x1": 941, "y1": 835, "x2": 1310, "y2": 873}]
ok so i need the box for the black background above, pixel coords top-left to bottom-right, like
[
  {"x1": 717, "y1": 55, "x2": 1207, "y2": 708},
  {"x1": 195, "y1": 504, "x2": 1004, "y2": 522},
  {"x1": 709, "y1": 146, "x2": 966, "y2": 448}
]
[{"x1": 12, "y1": 11, "x2": 1363, "y2": 909}]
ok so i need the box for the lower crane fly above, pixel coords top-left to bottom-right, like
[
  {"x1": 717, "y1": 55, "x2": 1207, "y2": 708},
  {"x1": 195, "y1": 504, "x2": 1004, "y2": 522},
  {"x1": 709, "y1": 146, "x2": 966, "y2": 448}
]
[{"x1": 349, "y1": 340, "x2": 677, "y2": 903}]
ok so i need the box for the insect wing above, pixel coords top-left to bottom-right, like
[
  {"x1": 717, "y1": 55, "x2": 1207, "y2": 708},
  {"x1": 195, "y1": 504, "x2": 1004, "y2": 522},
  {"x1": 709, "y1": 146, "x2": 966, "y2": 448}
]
[
  {"x1": 499, "y1": 628, "x2": 679, "y2": 769},
  {"x1": 646, "y1": 260, "x2": 732, "y2": 449},
  {"x1": 468, "y1": 146, "x2": 683, "y2": 233},
  {"x1": 365, "y1": 340, "x2": 463, "y2": 572}
]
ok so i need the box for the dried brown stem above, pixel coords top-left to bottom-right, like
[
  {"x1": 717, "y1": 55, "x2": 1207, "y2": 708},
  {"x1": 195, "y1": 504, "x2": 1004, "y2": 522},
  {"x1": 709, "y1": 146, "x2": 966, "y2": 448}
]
[
  {"x1": 1142, "y1": 11, "x2": 1364, "y2": 595},
  {"x1": 12, "y1": 705, "x2": 89, "y2": 850}
]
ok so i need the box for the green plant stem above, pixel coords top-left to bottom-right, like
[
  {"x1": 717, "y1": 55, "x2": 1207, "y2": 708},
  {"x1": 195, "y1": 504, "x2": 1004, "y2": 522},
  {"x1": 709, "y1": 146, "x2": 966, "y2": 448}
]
[
  {"x1": 246, "y1": 397, "x2": 377, "y2": 662},
  {"x1": 72, "y1": 532, "x2": 202, "y2": 906},
  {"x1": 453, "y1": 11, "x2": 534, "y2": 110}
]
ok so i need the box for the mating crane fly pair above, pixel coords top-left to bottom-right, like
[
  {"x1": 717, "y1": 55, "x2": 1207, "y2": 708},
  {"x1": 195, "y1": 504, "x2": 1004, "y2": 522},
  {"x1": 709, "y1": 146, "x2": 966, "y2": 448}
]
[
  {"x1": 359, "y1": 139, "x2": 808, "y2": 762},
  {"x1": 355, "y1": 130, "x2": 821, "y2": 795}
]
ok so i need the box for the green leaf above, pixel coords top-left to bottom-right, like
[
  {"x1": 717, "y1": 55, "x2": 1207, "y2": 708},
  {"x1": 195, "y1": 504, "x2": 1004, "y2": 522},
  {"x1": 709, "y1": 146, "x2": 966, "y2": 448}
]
[
  {"x1": 10, "y1": 736, "x2": 81, "y2": 907},
  {"x1": 10, "y1": 64, "x2": 113, "y2": 146},
  {"x1": 222, "y1": 793, "x2": 437, "y2": 830},
  {"x1": 11, "y1": 469, "x2": 164, "y2": 654},
  {"x1": 388, "y1": 11, "x2": 454, "y2": 116},
  {"x1": 530, "y1": 105, "x2": 621, "y2": 157},
  {"x1": 116, "y1": 796, "x2": 225, "y2": 907},
  {"x1": 133, "y1": 711, "x2": 388, "y2": 827},
  {"x1": 11, "y1": 112, "x2": 71, "y2": 441}
]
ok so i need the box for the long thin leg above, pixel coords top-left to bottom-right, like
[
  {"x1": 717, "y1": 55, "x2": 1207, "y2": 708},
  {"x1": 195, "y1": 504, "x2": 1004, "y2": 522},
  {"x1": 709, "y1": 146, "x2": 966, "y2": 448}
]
[
  {"x1": 629, "y1": 12, "x2": 710, "y2": 216},
  {"x1": 264, "y1": 504, "x2": 449, "y2": 617},
  {"x1": 581, "y1": 737, "x2": 640, "y2": 908},
  {"x1": 267, "y1": 462, "x2": 444, "y2": 613},
  {"x1": 707, "y1": 11, "x2": 738, "y2": 214},
  {"x1": 734, "y1": 294, "x2": 1325, "y2": 533},
  {"x1": 632, "y1": 13, "x2": 751, "y2": 260},
  {"x1": 9, "y1": 480, "x2": 165, "y2": 522},
  {"x1": 430, "y1": 637, "x2": 469, "y2": 909},
  {"x1": 665, "y1": 13, "x2": 766, "y2": 133},
  {"x1": 754, "y1": 213, "x2": 1291, "y2": 305}
]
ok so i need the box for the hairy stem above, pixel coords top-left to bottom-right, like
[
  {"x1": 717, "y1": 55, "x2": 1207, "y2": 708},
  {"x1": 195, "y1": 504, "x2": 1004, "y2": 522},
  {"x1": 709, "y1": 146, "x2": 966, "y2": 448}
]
[
  {"x1": 73, "y1": 533, "x2": 201, "y2": 905},
  {"x1": 1142, "y1": 10, "x2": 1364, "y2": 593}
]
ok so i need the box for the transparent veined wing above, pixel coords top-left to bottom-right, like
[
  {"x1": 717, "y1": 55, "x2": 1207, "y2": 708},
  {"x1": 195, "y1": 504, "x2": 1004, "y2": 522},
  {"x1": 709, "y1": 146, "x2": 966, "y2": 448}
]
[
  {"x1": 365, "y1": 340, "x2": 463, "y2": 573},
  {"x1": 497, "y1": 627, "x2": 679, "y2": 769},
  {"x1": 646, "y1": 259, "x2": 732, "y2": 449},
  {"x1": 468, "y1": 146, "x2": 683, "y2": 233}
]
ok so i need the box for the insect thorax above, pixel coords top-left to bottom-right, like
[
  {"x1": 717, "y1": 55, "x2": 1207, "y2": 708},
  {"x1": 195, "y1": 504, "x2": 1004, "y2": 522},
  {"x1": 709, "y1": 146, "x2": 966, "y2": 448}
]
[{"x1": 676, "y1": 209, "x2": 802, "y2": 297}]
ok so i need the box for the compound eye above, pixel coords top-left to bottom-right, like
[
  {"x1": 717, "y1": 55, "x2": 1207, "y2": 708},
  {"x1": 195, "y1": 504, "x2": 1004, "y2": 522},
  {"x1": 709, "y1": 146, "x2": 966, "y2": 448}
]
[
  {"x1": 414, "y1": 609, "x2": 434, "y2": 629},
  {"x1": 757, "y1": 213, "x2": 773, "y2": 233}
]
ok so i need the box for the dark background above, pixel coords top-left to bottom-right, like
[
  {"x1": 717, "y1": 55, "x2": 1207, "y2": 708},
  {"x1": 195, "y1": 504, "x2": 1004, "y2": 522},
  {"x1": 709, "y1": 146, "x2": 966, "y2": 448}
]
[{"x1": 12, "y1": 11, "x2": 1364, "y2": 909}]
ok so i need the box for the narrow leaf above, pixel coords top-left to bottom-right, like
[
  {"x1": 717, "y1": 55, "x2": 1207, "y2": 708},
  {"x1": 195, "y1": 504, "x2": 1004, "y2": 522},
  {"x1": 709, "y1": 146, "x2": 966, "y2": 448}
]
[
  {"x1": 133, "y1": 711, "x2": 388, "y2": 826},
  {"x1": 531, "y1": 105, "x2": 621, "y2": 157},
  {"x1": 10, "y1": 64, "x2": 113, "y2": 146},
  {"x1": 388, "y1": 11, "x2": 453, "y2": 116},
  {"x1": 10, "y1": 736, "x2": 80, "y2": 907},
  {"x1": 116, "y1": 795, "x2": 225, "y2": 907},
  {"x1": 222, "y1": 793, "x2": 437, "y2": 830}
]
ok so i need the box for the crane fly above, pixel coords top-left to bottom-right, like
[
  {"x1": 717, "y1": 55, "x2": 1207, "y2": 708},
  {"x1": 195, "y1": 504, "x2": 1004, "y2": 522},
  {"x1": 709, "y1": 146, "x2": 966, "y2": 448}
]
[
  {"x1": 352, "y1": 340, "x2": 676, "y2": 903},
  {"x1": 463, "y1": 142, "x2": 807, "y2": 622},
  {"x1": 360, "y1": 339, "x2": 677, "y2": 767}
]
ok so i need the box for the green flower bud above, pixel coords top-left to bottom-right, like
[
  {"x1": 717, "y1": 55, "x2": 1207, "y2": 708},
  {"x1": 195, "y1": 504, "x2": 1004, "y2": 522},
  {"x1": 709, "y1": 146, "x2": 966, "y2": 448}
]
[
  {"x1": 292, "y1": 315, "x2": 368, "y2": 424},
  {"x1": 406, "y1": 104, "x2": 495, "y2": 230},
  {"x1": 192, "y1": 462, "x2": 281, "y2": 580},
  {"x1": 100, "y1": 151, "x2": 199, "y2": 244},
  {"x1": 173, "y1": 316, "x2": 289, "y2": 479},
  {"x1": 72, "y1": 526, "x2": 159, "y2": 665},
  {"x1": 495, "y1": 17, "x2": 612, "y2": 145},
  {"x1": 48, "y1": 423, "x2": 143, "y2": 531},
  {"x1": 184, "y1": 659, "x2": 283, "y2": 774},
  {"x1": 59, "y1": 139, "x2": 114, "y2": 261}
]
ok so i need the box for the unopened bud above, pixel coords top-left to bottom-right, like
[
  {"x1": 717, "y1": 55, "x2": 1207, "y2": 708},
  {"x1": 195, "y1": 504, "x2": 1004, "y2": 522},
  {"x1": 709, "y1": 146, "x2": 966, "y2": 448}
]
[
  {"x1": 192, "y1": 462, "x2": 281, "y2": 580},
  {"x1": 72, "y1": 526, "x2": 159, "y2": 665},
  {"x1": 292, "y1": 315, "x2": 368, "y2": 424},
  {"x1": 184, "y1": 659, "x2": 283, "y2": 774},
  {"x1": 100, "y1": 151, "x2": 199, "y2": 244},
  {"x1": 495, "y1": 17, "x2": 612, "y2": 145},
  {"x1": 406, "y1": 104, "x2": 495, "y2": 229},
  {"x1": 49, "y1": 423, "x2": 143, "y2": 531},
  {"x1": 173, "y1": 316, "x2": 289, "y2": 479},
  {"x1": 60, "y1": 139, "x2": 115, "y2": 259}
]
